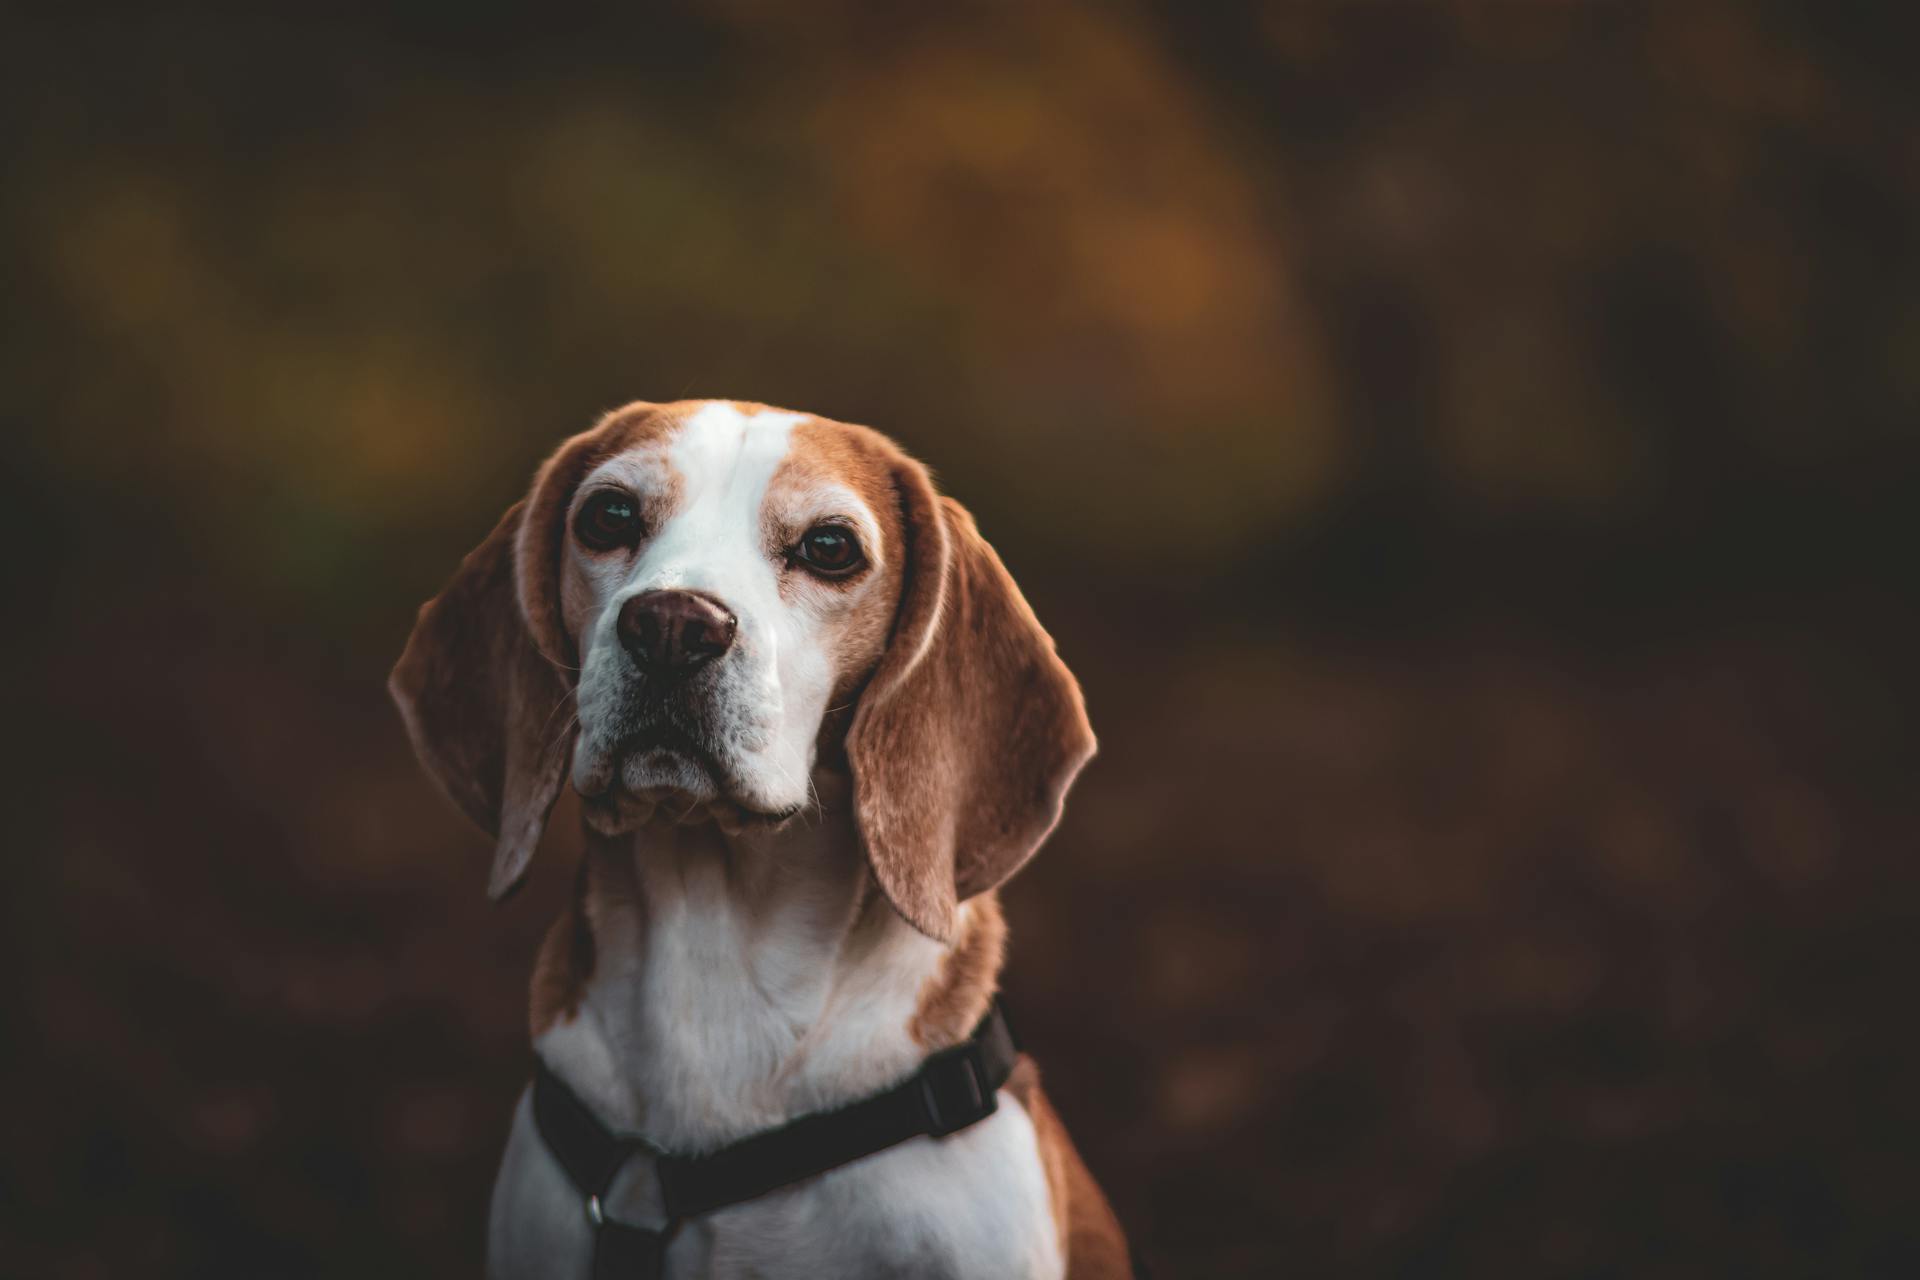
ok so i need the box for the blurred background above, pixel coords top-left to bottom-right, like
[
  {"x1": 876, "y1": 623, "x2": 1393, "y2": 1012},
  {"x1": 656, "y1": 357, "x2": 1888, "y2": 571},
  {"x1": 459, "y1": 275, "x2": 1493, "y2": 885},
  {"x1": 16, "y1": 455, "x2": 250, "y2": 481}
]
[{"x1": 5, "y1": 3, "x2": 1918, "y2": 1275}]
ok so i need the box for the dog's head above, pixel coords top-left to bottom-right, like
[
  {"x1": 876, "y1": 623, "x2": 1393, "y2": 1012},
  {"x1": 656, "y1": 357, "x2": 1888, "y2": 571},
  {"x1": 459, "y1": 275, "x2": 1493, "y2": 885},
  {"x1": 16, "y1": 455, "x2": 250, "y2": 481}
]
[{"x1": 390, "y1": 400, "x2": 1094, "y2": 941}]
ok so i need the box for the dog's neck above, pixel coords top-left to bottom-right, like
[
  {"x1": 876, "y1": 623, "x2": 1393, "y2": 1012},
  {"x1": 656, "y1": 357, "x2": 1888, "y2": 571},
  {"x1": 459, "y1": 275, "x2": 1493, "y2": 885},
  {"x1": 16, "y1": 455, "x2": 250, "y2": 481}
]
[{"x1": 529, "y1": 777, "x2": 1005, "y2": 1156}]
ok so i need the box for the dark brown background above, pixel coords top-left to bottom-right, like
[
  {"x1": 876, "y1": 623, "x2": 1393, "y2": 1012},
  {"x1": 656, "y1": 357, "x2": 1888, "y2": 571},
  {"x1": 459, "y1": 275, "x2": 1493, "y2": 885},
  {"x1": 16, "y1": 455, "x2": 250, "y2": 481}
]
[{"x1": 5, "y1": 4, "x2": 1918, "y2": 1276}]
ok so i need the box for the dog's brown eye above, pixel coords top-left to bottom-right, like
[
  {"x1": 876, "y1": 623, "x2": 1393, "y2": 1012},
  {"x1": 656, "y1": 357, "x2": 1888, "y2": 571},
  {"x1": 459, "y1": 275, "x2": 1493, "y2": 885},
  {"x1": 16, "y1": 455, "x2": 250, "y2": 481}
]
[
  {"x1": 575, "y1": 490, "x2": 642, "y2": 552},
  {"x1": 794, "y1": 525, "x2": 864, "y2": 576}
]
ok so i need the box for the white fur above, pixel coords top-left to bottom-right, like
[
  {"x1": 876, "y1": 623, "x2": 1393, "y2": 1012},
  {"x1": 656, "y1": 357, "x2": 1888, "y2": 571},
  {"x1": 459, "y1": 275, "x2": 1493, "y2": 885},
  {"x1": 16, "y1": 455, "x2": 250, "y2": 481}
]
[{"x1": 489, "y1": 402, "x2": 1063, "y2": 1279}]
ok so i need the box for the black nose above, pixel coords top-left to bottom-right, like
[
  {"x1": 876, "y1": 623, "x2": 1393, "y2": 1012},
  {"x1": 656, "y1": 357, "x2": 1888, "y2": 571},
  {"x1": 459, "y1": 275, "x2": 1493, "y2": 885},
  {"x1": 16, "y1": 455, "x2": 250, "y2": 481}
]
[{"x1": 617, "y1": 590, "x2": 737, "y2": 673}]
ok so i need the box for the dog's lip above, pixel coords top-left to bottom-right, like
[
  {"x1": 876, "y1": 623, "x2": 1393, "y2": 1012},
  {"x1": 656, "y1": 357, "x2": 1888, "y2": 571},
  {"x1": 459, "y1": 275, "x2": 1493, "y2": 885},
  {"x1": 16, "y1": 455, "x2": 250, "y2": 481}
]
[
  {"x1": 572, "y1": 722, "x2": 718, "y2": 801},
  {"x1": 617, "y1": 722, "x2": 721, "y2": 769},
  {"x1": 590, "y1": 725, "x2": 799, "y2": 821}
]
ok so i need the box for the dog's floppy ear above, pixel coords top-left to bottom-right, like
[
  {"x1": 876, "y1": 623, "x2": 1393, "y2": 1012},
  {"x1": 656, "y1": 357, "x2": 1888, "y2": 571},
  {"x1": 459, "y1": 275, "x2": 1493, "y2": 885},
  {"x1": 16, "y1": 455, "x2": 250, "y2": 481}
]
[
  {"x1": 390, "y1": 499, "x2": 574, "y2": 900},
  {"x1": 390, "y1": 420, "x2": 624, "y2": 897},
  {"x1": 847, "y1": 457, "x2": 1096, "y2": 942}
]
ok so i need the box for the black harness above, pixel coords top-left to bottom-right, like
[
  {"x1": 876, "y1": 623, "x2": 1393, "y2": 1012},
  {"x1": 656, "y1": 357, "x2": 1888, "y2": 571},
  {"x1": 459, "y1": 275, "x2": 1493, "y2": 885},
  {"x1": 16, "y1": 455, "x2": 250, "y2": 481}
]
[{"x1": 531, "y1": 1004, "x2": 1019, "y2": 1279}]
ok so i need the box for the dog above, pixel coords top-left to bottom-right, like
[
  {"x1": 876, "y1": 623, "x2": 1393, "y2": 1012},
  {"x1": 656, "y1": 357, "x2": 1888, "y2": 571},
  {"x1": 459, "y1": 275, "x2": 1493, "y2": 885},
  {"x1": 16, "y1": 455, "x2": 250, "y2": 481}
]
[{"x1": 391, "y1": 400, "x2": 1133, "y2": 1278}]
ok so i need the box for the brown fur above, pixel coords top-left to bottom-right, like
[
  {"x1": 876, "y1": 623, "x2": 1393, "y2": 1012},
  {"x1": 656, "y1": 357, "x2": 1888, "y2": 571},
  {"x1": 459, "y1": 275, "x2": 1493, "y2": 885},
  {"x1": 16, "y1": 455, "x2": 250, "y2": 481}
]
[
  {"x1": 389, "y1": 500, "x2": 575, "y2": 900},
  {"x1": 528, "y1": 859, "x2": 596, "y2": 1038},
  {"x1": 844, "y1": 447, "x2": 1098, "y2": 943},
  {"x1": 1007, "y1": 1059, "x2": 1135, "y2": 1279},
  {"x1": 518, "y1": 402, "x2": 685, "y2": 668},
  {"x1": 909, "y1": 894, "x2": 1007, "y2": 1048},
  {"x1": 779, "y1": 418, "x2": 910, "y2": 708}
]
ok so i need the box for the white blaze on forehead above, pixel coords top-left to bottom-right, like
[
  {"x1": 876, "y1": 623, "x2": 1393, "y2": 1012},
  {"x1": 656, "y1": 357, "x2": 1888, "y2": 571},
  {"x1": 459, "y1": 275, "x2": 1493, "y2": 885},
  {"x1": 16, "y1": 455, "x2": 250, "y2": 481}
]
[
  {"x1": 671, "y1": 402, "x2": 806, "y2": 520},
  {"x1": 635, "y1": 402, "x2": 803, "y2": 595}
]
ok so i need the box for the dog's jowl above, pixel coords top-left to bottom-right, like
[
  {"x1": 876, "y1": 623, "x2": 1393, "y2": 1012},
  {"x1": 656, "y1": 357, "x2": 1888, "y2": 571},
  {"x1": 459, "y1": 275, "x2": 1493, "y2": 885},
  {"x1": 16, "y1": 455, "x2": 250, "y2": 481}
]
[{"x1": 391, "y1": 401, "x2": 1132, "y2": 1279}]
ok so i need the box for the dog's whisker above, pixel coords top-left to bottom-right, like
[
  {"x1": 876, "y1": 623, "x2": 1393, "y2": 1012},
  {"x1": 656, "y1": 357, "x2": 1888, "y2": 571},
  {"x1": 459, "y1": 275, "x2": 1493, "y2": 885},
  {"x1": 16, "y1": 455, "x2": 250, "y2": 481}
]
[
  {"x1": 539, "y1": 686, "x2": 579, "y2": 745},
  {"x1": 764, "y1": 752, "x2": 825, "y2": 824}
]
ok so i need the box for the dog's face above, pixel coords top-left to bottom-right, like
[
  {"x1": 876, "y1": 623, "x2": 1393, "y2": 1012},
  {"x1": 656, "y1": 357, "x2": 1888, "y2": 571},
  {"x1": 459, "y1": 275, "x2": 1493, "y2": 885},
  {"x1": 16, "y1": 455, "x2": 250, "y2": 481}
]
[
  {"x1": 392, "y1": 399, "x2": 1094, "y2": 941},
  {"x1": 559, "y1": 402, "x2": 902, "y2": 828}
]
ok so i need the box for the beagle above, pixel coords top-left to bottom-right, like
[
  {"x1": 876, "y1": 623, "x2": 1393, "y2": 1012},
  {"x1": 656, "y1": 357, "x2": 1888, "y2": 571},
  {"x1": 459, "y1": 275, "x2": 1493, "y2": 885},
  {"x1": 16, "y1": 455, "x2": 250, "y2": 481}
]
[{"x1": 391, "y1": 401, "x2": 1133, "y2": 1278}]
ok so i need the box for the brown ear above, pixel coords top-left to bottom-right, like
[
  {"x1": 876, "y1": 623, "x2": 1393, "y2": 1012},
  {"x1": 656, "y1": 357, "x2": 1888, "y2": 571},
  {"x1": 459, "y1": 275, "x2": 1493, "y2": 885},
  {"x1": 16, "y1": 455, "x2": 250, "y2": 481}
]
[
  {"x1": 847, "y1": 459, "x2": 1096, "y2": 942},
  {"x1": 389, "y1": 500, "x2": 575, "y2": 900}
]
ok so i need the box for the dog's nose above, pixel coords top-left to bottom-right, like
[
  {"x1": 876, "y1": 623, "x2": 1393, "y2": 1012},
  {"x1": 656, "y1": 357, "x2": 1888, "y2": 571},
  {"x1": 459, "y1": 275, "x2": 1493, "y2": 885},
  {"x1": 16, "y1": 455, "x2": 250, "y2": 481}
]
[{"x1": 617, "y1": 590, "x2": 737, "y2": 672}]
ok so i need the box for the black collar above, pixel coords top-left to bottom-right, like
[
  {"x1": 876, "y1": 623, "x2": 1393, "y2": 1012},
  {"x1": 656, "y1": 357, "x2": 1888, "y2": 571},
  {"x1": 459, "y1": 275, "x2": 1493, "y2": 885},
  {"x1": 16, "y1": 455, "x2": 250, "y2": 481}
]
[{"x1": 531, "y1": 1003, "x2": 1019, "y2": 1280}]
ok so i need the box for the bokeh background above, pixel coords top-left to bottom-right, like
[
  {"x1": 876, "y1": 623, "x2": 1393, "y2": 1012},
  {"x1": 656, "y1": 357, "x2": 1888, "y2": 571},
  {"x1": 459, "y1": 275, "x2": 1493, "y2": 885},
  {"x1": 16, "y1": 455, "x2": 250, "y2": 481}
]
[{"x1": 6, "y1": 3, "x2": 1918, "y2": 1276}]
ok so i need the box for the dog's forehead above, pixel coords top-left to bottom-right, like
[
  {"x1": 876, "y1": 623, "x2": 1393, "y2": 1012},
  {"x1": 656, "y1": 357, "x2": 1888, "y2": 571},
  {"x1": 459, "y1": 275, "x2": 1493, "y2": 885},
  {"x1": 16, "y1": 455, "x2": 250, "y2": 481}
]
[
  {"x1": 583, "y1": 400, "x2": 894, "y2": 523},
  {"x1": 665, "y1": 401, "x2": 806, "y2": 500}
]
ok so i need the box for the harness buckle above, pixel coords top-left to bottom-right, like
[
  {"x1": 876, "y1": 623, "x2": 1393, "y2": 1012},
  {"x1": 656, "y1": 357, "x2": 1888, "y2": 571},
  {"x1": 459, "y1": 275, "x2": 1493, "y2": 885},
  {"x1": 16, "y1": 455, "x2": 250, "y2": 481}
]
[{"x1": 917, "y1": 1043, "x2": 997, "y2": 1137}]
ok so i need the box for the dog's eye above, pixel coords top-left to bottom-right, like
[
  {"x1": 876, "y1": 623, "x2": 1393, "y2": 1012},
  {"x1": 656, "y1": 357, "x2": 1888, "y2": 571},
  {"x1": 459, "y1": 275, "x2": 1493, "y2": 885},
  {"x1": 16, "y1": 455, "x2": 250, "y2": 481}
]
[
  {"x1": 575, "y1": 489, "x2": 643, "y2": 552},
  {"x1": 794, "y1": 525, "x2": 864, "y2": 577}
]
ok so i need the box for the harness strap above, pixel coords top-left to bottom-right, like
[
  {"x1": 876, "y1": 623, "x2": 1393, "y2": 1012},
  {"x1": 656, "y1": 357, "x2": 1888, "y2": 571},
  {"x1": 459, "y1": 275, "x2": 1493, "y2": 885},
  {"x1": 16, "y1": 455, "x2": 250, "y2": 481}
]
[{"x1": 532, "y1": 1003, "x2": 1018, "y2": 1279}]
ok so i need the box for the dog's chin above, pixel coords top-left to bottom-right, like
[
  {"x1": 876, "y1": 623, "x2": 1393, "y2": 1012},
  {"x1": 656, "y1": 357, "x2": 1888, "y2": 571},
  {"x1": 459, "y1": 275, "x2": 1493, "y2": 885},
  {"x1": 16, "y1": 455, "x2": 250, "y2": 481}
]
[
  {"x1": 578, "y1": 745, "x2": 803, "y2": 838},
  {"x1": 620, "y1": 744, "x2": 722, "y2": 802}
]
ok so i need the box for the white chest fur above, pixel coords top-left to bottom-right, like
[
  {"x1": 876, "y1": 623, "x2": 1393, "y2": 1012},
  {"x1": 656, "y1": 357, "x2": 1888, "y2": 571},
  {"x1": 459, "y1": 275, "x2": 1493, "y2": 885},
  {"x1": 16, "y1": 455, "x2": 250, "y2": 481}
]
[{"x1": 487, "y1": 819, "x2": 1063, "y2": 1279}]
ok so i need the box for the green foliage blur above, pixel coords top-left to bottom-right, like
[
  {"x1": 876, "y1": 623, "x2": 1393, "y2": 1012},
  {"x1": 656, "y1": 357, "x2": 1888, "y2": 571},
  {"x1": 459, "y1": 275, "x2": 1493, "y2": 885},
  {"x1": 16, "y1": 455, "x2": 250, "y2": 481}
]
[{"x1": 11, "y1": 3, "x2": 1915, "y2": 631}]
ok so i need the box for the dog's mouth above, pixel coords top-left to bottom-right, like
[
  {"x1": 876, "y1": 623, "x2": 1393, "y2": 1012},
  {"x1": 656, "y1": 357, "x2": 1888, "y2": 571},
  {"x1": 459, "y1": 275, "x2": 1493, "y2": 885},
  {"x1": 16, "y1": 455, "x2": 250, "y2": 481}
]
[
  {"x1": 577, "y1": 716, "x2": 802, "y2": 834},
  {"x1": 617, "y1": 721, "x2": 725, "y2": 779}
]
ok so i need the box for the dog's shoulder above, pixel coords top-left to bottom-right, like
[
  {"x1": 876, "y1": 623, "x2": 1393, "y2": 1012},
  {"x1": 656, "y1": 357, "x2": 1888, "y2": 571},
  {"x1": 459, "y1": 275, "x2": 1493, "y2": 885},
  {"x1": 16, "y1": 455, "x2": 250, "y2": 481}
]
[{"x1": 1006, "y1": 1056, "x2": 1136, "y2": 1280}]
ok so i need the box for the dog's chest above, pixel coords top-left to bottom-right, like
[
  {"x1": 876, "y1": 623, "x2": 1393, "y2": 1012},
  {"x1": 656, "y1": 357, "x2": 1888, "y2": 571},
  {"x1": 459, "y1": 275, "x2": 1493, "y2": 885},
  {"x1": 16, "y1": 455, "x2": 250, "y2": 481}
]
[
  {"x1": 493, "y1": 867, "x2": 1061, "y2": 1277},
  {"x1": 551, "y1": 855, "x2": 946, "y2": 1146}
]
